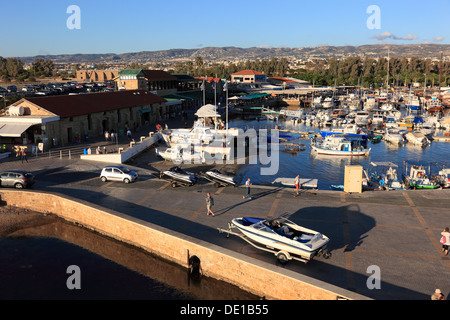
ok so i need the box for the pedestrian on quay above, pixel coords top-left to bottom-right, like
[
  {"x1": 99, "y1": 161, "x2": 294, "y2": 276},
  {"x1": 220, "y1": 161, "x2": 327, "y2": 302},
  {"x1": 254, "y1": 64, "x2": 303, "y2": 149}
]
[
  {"x1": 127, "y1": 128, "x2": 132, "y2": 141},
  {"x1": 441, "y1": 227, "x2": 450, "y2": 256},
  {"x1": 20, "y1": 149, "x2": 28, "y2": 163},
  {"x1": 294, "y1": 174, "x2": 300, "y2": 196},
  {"x1": 104, "y1": 130, "x2": 109, "y2": 141},
  {"x1": 431, "y1": 289, "x2": 445, "y2": 300},
  {"x1": 205, "y1": 192, "x2": 214, "y2": 216},
  {"x1": 243, "y1": 178, "x2": 252, "y2": 199}
]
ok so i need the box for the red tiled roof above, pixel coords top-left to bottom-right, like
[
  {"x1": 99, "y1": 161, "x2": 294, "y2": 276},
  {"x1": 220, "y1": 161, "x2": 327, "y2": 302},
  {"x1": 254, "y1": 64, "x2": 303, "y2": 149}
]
[
  {"x1": 231, "y1": 70, "x2": 265, "y2": 76},
  {"x1": 195, "y1": 77, "x2": 221, "y2": 83},
  {"x1": 23, "y1": 90, "x2": 166, "y2": 118}
]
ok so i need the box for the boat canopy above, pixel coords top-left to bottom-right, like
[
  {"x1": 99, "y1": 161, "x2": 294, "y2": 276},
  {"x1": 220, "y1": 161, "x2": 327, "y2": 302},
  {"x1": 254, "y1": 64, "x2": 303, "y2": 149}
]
[
  {"x1": 370, "y1": 161, "x2": 398, "y2": 167},
  {"x1": 195, "y1": 104, "x2": 221, "y2": 118}
]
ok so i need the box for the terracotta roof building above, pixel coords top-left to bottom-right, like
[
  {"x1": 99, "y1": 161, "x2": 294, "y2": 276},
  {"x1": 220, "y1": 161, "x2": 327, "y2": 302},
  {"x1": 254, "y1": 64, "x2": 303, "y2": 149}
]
[
  {"x1": 1, "y1": 90, "x2": 167, "y2": 148},
  {"x1": 231, "y1": 70, "x2": 266, "y2": 83}
]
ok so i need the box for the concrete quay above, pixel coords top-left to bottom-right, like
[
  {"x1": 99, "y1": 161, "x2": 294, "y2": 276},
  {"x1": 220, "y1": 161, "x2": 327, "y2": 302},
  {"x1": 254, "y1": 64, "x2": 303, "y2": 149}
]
[{"x1": 1, "y1": 145, "x2": 450, "y2": 300}]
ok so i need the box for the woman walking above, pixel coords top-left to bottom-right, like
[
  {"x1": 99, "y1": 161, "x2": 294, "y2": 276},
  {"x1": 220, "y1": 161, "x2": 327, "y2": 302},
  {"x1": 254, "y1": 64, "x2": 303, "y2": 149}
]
[{"x1": 441, "y1": 227, "x2": 450, "y2": 256}]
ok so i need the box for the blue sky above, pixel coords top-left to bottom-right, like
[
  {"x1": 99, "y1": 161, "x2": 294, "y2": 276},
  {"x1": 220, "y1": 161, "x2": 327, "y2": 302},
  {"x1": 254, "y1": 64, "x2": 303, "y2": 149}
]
[{"x1": 1, "y1": 0, "x2": 449, "y2": 57}]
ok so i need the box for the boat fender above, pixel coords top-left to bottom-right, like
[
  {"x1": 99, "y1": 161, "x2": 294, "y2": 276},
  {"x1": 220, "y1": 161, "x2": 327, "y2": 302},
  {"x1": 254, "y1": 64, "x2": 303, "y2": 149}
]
[{"x1": 379, "y1": 179, "x2": 384, "y2": 186}]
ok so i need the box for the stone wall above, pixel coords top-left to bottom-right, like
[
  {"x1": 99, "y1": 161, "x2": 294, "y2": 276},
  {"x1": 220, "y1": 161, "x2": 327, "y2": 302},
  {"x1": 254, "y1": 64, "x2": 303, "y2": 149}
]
[{"x1": 0, "y1": 189, "x2": 369, "y2": 300}]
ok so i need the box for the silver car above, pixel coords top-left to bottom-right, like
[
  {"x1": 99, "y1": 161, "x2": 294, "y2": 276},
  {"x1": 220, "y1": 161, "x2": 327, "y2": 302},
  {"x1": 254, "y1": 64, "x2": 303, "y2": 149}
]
[
  {"x1": 0, "y1": 170, "x2": 35, "y2": 189},
  {"x1": 100, "y1": 165, "x2": 138, "y2": 184}
]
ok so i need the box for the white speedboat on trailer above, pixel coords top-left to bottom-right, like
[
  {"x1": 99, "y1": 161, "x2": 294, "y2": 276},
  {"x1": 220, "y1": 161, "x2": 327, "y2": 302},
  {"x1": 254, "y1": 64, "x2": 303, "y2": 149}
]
[
  {"x1": 159, "y1": 166, "x2": 198, "y2": 187},
  {"x1": 218, "y1": 217, "x2": 330, "y2": 264},
  {"x1": 201, "y1": 169, "x2": 240, "y2": 187}
]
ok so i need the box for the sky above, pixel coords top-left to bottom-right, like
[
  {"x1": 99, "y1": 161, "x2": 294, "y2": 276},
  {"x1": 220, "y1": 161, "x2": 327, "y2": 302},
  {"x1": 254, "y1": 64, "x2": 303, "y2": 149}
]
[{"x1": 1, "y1": 0, "x2": 449, "y2": 57}]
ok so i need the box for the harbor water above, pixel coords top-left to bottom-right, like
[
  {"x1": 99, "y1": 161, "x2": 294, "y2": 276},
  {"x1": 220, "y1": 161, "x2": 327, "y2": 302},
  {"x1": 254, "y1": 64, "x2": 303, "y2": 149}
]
[
  {"x1": 231, "y1": 119, "x2": 450, "y2": 190},
  {"x1": 0, "y1": 216, "x2": 259, "y2": 300}
]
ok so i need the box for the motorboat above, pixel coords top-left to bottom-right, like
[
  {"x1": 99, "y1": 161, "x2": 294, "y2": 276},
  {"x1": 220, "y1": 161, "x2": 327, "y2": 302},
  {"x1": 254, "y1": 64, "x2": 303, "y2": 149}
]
[
  {"x1": 321, "y1": 97, "x2": 335, "y2": 109},
  {"x1": 159, "y1": 166, "x2": 198, "y2": 187},
  {"x1": 155, "y1": 146, "x2": 203, "y2": 163},
  {"x1": 311, "y1": 134, "x2": 371, "y2": 156},
  {"x1": 355, "y1": 110, "x2": 371, "y2": 126},
  {"x1": 405, "y1": 131, "x2": 430, "y2": 146},
  {"x1": 371, "y1": 112, "x2": 385, "y2": 126},
  {"x1": 169, "y1": 123, "x2": 216, "y2": 145},
  {"x1": 369, "y1": 162, "x2": 404, "y2": 190},
  {"x1": 383, "y1": 129, "x2": 405, "y2": 144},
  {"x1": 403, "y1": 163, "x2": 439, "y2": 189},
  {"x1": 219, "y1": 216, "x2": 330, "y2": 264},
  {"x1": 435, "y1": 168, "x2": 450, "y2": 188},
  {"x1": 201, "y1": 169, "x2": 240, "y2": 187}
]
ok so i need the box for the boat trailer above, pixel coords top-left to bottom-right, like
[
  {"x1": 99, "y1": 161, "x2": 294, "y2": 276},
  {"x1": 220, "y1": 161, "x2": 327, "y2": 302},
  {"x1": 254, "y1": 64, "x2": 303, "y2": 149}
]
[
  {"x1": 217, "y1": 223, "x2": 330, "y2": 265},
  {"x1": 198, "y1": 172, "x2": 241, "y2": 188}
]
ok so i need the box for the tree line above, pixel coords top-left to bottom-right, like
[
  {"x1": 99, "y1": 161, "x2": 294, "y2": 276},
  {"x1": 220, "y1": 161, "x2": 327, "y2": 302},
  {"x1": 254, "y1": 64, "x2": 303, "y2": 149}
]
[
  {"x1": 0, "y1": 57, "x2": 54, "y2": 82},
  {"x1": 2, "y1": 54, "x2": 449, "y2": 89},
  {"x1": 293, "y1": 56, "x2": 450, "y2": 88}
]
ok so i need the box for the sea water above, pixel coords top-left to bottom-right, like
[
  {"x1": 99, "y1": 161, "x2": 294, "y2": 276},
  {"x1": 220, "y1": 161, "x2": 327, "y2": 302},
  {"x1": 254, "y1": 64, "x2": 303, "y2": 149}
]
[{"x1": 231, "y1": 119, "x2": 450, "y2": 190}]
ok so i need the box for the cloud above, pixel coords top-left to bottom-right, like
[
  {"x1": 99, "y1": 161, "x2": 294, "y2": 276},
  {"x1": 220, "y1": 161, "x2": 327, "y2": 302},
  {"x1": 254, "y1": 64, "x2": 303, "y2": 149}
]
[
  {"x1": 371, "y1": 32, "x2": 418, "y2": 41},
  {"x1": 433, "y1": 36, "x2": 444, "y2": 42}
]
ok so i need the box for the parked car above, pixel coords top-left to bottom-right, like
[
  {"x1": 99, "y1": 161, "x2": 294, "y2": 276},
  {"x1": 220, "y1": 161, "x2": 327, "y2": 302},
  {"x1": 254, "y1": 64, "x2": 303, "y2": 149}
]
[
  {"x1": 7, "y1": 85, "x2": 17, "y2": 92},
  {"x1": 0, "y1": 86, "x2": 7, "y2": 93},
  {"x1": 0, "y1": 170, "x2": 35, "y2": 189},
  {"x1": 100, "y1": 165, "x2": 138, "y2": 183}
]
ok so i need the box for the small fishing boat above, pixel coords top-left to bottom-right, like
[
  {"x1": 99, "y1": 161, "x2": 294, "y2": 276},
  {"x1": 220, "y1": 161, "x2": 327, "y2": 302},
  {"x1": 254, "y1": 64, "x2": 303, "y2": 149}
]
[
  {"x1": 371, "y1": 135, "x2": 382, "y2": 144},
  {"x1": 369, "y1": 162, "x2": 404, "y2": 190},
  {"x1": 311, "y1": 134, "x2": 371, "y2": 156},
  {"x1": 218, "y1": 216, "x2": 330, "y2": 264},
  {"x1": 403, "y1": 163, "x2": 439, "y2": 189}
]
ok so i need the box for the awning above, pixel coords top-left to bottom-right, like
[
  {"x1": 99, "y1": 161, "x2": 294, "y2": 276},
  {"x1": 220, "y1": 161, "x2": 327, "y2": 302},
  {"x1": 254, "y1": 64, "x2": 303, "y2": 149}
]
[{"x1": 0, "y1": 122, "x2": 34, "y2": 137}]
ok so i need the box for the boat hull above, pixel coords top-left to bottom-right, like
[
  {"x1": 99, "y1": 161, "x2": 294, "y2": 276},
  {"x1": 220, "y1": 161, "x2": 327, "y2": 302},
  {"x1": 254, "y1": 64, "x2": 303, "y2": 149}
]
[
  {"x1": 312, "y1": 145, "x2": 370, "y2": 156},
  {"x1": 231, "y1": 217, "x2": 329, "y2": 261}
]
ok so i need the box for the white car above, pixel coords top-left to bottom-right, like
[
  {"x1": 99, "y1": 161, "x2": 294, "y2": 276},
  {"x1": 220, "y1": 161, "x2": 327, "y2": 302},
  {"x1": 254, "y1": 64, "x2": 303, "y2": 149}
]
[{"x1": 100, "y1": 165, "x2": 138, "y2": 183}]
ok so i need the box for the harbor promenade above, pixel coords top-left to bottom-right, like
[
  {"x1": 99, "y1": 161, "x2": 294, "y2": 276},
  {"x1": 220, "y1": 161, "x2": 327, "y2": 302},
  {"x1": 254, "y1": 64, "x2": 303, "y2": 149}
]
[{"x1": 1, "y1": 132, "x2": 450, "y2": 300}]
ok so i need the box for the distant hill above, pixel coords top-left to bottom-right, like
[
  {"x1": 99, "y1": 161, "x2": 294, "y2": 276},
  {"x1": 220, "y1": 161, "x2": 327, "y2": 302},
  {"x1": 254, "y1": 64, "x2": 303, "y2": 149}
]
[{"x1": 18, "y1": 44, "x2": 450, "y2": 64}]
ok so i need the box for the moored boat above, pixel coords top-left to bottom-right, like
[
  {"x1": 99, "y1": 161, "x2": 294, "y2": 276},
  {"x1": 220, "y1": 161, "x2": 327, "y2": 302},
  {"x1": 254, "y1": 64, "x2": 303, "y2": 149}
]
[{"x1": 311, "y1": 134, "x2": 371, "y2": 156}]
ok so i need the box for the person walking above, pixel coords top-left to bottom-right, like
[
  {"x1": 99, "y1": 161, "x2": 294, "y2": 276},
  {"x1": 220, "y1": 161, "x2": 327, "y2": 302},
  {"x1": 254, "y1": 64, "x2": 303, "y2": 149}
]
[
  {"x1": 20, "y1": 149, "x2": 28, "y2": 163},
  {"x1": 243, "y1": 178, "x2": 252, "y2": 199},
  {"x1": 294, "y1": 174, "x2": 300, "y2": 196},
  {"x1": 431, "y1": 289, "x2": 445, "y2": 300},
  {"x1": 127, "y1": 128, "x2": 132, "y2": 141},
  {"x1": 441, "y1": 227, "x2": 450, "y2": 256},
  {"x1": 205, "y1": 192, "x2": 214, "y2": 216}
]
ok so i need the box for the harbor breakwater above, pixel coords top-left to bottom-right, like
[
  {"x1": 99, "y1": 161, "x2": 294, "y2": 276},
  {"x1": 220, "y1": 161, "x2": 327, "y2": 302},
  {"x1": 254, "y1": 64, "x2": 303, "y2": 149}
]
[{"x1": 0, "y1": 189, "x2": 368, "y2": 300}]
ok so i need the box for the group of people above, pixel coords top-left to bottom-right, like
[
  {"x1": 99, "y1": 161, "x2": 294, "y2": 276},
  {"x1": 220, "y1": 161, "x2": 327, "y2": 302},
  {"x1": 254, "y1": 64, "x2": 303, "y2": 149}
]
[{"x1": 104, "y1": 127, "x2": 134, "y2": 142}]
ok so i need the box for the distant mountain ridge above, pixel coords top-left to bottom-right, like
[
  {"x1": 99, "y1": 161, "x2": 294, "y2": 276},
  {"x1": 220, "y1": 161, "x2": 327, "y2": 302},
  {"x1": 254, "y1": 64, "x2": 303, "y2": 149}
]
[{"x1": 18, "y1": 44, "x2": 450, "y2": 64}]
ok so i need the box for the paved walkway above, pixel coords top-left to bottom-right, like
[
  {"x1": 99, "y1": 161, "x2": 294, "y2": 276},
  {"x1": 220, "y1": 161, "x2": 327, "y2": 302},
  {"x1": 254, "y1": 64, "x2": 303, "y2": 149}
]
[{"x1": 1, "y1": 125, "x2": 450, "y2": 300}]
